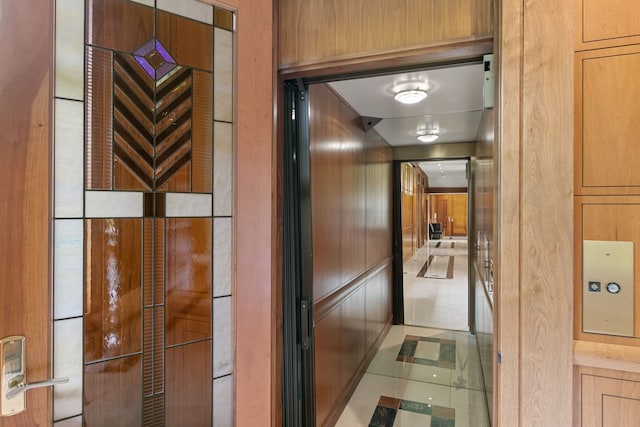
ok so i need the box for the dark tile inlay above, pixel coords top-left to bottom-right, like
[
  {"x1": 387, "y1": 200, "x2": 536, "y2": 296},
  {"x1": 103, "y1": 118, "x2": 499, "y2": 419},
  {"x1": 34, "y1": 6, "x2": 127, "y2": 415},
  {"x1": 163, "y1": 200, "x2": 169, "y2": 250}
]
[
  {"x1": 396, "y1": 335, "x2": 457, "y2": 369},
  {"x1": 372, "y1": 396, "x2": 456, "y2": 427},
  {"x1": 369, "y1": 406, "x2": 397, "y2": 427}
]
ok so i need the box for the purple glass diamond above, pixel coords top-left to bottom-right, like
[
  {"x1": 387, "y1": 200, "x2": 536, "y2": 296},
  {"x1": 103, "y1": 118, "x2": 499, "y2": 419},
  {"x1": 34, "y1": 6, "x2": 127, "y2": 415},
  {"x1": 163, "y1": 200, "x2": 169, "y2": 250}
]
[{"x1": 133, "y1": 38, "x2": 177, "y2": 81}]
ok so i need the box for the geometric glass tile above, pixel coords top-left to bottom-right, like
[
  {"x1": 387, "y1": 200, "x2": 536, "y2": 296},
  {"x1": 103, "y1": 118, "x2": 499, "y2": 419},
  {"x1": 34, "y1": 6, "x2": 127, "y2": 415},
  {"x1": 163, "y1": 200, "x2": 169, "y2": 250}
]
[
  {"x1": 54, "y1": 219, "x2": 84, "y2": 320},
  {"x1": 396, "y1": 335, "x2": 457, "y2": 369},
  {"x1": 84, "y1": 219, "x2": 143, "y2": 362},
  {"x1": 133, "y1": 38, "x2": 176, "y2": 81},
  {"x1": 54, "y1": 318, "x2": 83, "y2": 421},
  {"x1": 157, "y1": 0, "x2": 213, "y2": 25}
]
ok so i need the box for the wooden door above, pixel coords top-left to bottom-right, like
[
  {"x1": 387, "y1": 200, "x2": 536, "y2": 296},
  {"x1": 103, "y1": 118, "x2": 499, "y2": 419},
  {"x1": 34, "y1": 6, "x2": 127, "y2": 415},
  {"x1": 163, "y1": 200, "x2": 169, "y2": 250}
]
[
  {"x1": 451, "y1": 194, "x2": 469, "y2": 236},
  {"x1": 2, "y1": 2, "x2": 235, "y2": 425},
  {"x1": 0, "y1": 2, "x2": 53, "y2": 425}
]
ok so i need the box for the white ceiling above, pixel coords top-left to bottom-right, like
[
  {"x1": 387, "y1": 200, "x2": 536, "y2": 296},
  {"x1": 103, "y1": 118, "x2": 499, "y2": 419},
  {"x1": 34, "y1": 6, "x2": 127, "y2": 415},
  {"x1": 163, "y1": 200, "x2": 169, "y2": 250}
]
[
  {"x1": 419, "y1": 160, "x2": 468, "y2": 188},
  {"x1": 326, "y1": 63, "x2": 484, "y2": 188}
]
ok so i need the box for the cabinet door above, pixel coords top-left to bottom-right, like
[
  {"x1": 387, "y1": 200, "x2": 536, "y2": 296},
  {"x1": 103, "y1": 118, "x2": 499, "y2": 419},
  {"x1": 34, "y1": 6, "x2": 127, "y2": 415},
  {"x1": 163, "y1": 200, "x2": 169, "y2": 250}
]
[
  {"x1": 576, "y1": 0, "x2": 640, "y2": 50},
  {"x1": 575, "y1": 44, "x2": 640, "y2": 195},
  {"x1": 581, "y1": 373, "x2": 640, "y2": 427}
]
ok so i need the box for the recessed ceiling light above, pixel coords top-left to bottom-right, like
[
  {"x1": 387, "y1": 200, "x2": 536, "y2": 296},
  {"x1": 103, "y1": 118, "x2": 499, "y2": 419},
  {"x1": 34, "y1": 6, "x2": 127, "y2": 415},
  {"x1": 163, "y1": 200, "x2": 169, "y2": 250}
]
[
  {"x1": 416, "y1": 129, "x2": 439, "y2": 143},
  {"x1": 394, "y1": 88, "x2": 428, "y2": 104}
]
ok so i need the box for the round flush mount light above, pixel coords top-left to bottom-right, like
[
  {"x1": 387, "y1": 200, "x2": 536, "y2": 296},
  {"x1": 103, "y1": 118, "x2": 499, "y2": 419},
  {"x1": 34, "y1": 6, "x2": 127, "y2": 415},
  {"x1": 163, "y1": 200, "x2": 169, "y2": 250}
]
[
  {"x1": 416, "y1": 129, "x2": 440, "y2": 143},
  {"x1": 394, "y1": 88, "x2": 428, "y2": 105}
]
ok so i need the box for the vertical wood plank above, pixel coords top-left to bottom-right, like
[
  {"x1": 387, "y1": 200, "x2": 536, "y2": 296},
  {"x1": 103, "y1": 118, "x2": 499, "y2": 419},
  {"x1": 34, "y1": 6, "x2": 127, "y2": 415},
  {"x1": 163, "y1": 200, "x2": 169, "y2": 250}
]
[{"x1": 520, "y1": 0, "x2": 573, "y2": 425}]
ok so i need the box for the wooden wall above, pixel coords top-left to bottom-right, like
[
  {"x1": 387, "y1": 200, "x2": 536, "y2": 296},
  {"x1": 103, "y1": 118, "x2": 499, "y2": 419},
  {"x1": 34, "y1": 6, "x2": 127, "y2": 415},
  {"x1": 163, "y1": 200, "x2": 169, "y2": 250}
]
[
  {"x1": 498, "y1": 0, "x2": 574, "y2": 425},
  {"x1": 221, "y1": 0, "x2": 277, "y2": 425},
  {"x1": 401, "y1": 163, "x2": 428, "y2": 262},
  {"x1": 278, "y1": 0, "x2": 493, "y2": 69},
  {"x1": 572, "y1": 0, "x2": 640, "y2": 424},
  {"x1": 309, "y1": 83, "x2": 393, "y2": 426},
  {"x1": 429, "y1": 193, "x2": 468, "y2": 237},
  {"x1": 471, "y1": 108, "x2": 495, "y2": 424}
]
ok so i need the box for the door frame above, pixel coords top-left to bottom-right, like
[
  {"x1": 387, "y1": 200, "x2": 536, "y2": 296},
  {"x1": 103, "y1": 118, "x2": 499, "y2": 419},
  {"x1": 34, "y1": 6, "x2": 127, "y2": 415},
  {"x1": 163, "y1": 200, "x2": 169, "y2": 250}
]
[
  {"x1": 392, "y1": 158, "x2": 475, "y2": 332},
  {"x1": 280, "y1": 39, "x2": 492, "y2": 425}
]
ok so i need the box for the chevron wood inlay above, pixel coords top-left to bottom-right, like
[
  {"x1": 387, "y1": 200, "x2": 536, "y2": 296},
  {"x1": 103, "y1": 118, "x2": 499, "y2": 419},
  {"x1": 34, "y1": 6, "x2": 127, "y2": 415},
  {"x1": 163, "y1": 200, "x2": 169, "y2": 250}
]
[{"x1": 113, "y1": 52, "x2": 193, "y2": 191}]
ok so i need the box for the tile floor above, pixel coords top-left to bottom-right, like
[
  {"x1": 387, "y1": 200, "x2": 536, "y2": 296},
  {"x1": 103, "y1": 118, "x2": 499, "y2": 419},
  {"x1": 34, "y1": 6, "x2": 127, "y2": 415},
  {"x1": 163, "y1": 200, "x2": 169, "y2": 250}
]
[
  {"x1": 335, "y1": 238, "x2": 490, "y2": 426},
  {"x1": 403, "y1": 238, "x2": 469, "y2": 330}
]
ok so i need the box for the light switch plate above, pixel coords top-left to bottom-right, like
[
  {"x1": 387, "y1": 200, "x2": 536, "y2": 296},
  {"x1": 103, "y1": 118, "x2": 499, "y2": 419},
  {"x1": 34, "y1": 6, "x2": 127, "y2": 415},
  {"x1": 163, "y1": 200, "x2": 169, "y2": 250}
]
[{"x1": 583, "y1": 240, "x2": 634, "y2": 336}]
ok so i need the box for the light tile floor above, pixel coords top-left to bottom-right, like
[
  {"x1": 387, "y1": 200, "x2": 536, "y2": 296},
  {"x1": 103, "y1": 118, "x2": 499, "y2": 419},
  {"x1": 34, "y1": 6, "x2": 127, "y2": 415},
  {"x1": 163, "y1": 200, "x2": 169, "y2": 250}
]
[
  {"x1": 335, "y1": 326, "x2": 490, "y2": 427},
  {"x1": 334, "y1": 238, "x2": 490, "y2": 426},
  {"x1": 403, "y1": 238, "x2": 469, "y2": 331}
]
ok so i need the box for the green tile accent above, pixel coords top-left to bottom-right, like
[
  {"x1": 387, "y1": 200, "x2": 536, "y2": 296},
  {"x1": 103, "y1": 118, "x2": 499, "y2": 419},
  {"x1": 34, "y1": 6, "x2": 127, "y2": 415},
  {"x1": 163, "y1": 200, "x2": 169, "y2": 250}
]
[
  {"x1": 398, "y1": 339, "x2": 417, "y2": 357},
  {"x1": 412, "y1": 357, "x2": 439, "y2": 367},
  {"x1": 369, "y1": 406, "x2": 397, "y2": 426},
  {"x1": 431, "y1": 416, "x2": 455, "y2": 427},
  {"x1": 439, "y1": 343, "x2": 456, "y2": 365},
  {"x1": 399, "y1": 399, "x2": 432, "y2": 415}
]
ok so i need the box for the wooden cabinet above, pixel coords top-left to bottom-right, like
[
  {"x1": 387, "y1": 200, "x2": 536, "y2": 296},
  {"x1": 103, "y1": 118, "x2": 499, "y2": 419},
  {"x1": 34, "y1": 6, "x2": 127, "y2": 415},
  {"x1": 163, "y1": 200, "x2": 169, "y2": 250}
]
[
  {"x1": 576, "y1": 366, "x2": 640, "y2": 427},
  {"x1": 576, "y1": 0, "x2": 640, "y2": 51},
  {"x1": 575, "y1": 44, "x2": 640, "y2": 195}
]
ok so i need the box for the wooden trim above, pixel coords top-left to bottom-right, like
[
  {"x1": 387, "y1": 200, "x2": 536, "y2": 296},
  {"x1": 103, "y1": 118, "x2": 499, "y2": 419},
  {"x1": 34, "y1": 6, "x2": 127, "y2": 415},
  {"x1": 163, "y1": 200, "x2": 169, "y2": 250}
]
[
  {"x1": 279, "y1": 36, "x2": 493, "y2": 80},
  {"x1": 321, "y1": 319, "x2": 392, "y2": 427},
  {"x1": 314, "y1": 258, "x2": 392, "y2": 321},
  {"x1": 495, "y1": 0, "x2": 521, "y2": 424},
  {"x1": 428, "y1": 187, "x2": 468, "y2": 194},
  {"x1": 574, "y1": 340, "x2": 640, "y2": 374},
  {"x1": 232, "y1": 0, "x2": 276, "y2": 426}
]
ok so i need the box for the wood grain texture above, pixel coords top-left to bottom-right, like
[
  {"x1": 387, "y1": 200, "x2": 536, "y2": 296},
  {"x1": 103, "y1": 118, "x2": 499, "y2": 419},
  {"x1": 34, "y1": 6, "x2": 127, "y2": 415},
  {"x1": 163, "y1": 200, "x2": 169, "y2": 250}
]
[
  {"x1": 495, "y1": 0, "x2": 522, "y2": 425},
  {"x1": 0, "y1": 1, "x2": 52, "y2": 424},
  {"x1": 156, "y1": 10, "x2": 213, "y2": 71},
  {"x1": 575, "y1": 0, "x2": 640, "y2": 50},
  {"x1": 228, "y1": 0, "x2": 277, "y2": 425},
  {"x1": 575, "y1": 44, "x2": 640, "y2": 195},
  {"x1": 87, "y1": 0, "x2": 153, "y2": 52},
  {"x1": 310, "y1": 83, "x2": 344, "y2": 300},
  {"x1": 520, "y1": 0, "x2": 573, "y2": 425},
  {"x1": 578, "y1": 367, "x2": 640, "y2": 427},
  {"x1": 278, "y1": 0, "x2": 493, "y2": 68}
]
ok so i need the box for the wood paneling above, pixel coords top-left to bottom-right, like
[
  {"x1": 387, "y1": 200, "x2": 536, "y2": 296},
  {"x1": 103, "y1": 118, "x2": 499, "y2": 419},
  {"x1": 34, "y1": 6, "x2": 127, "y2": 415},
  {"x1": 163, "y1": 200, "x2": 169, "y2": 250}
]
[
  {"x1": 340, "y1": 95, "x2": 366, "y2": 285},
  {"x1": 314, "y1": 267, "x2": 392, "y2": 427},
  {"x1": 309, "y1": 83, "x2": 393, "y2": 426},
  {"x1": 576, "y1": 366, "x2": 640, "y2": 427},
  {"x1": 429, "y1": 194, "x2": 468, "y2": 237},
  {"x1": 400, "y1": 163, "x2": 427, "y2": 261},
  {"x1": 498, "y1": 0, "x2": 574, "y2": 425},
  {"x1": 574, "y1": 199, "x2": 640, "y2": 346},
  {"x1": 575, "y1": 44, "x2": 640, "y2": 195},
  {"x1": 310, "y1": 83, "x2": 343, "y2": 300},
  {"x1": 278, "y1": 0, "x2": 493, "y2": 69},
  {"x1": 520, "y1": 0, "x2": 574, "y2": 424},
  {"x1": 0, "y1": 0, "x2": 52, "y2": 425},
  {"x1": 230, "y1": 0, "x2": 277, "y2": 424},
  {"x1": 575, "y1": 0, "x2": 640, "y2": 50}
]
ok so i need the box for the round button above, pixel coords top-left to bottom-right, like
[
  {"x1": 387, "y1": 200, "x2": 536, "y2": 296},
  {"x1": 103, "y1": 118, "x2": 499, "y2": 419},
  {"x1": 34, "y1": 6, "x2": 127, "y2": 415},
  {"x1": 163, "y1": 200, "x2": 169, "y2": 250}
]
[{"x1": 606, "y1": 282, "x2": 621, "y2": 294}]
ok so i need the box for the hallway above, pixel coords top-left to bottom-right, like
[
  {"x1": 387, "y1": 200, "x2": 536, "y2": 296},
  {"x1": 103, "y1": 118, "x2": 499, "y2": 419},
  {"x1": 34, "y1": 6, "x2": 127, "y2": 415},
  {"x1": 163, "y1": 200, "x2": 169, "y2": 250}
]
[
  {"x1": 403, "y1": 238, "x2": 469, "y2": 330},
  {"x1": 334, "y1": 237, "x2": 489, "y2": 426}
]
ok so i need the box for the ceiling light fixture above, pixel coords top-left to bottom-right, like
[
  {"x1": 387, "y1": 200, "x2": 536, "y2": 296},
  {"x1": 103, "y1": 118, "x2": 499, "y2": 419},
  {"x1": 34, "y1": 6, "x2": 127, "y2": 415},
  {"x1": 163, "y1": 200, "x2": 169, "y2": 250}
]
[
  {"x1": 394, "y1": 88, "x2": 428, "y2": 104},
  {"x1": 416, "y1": 129, "x2": 440, "y2": 143}
]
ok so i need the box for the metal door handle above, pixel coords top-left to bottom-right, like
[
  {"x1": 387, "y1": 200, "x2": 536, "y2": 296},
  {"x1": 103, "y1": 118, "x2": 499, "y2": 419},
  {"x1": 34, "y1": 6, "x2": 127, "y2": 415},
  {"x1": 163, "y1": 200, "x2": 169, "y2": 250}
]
[
  {"x1": 1, "y1": 335, "x2": 70, "y2": 417},
  {"x1": 6, "y1": 376, "x2": 69, "y2": 400}
]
